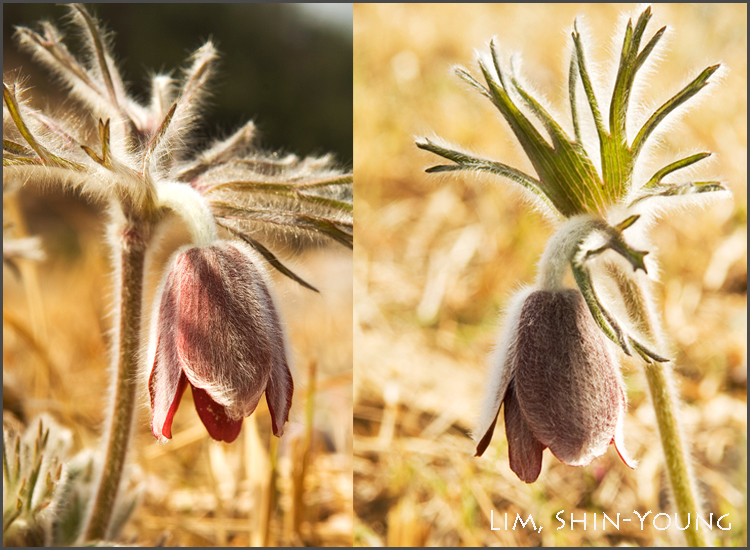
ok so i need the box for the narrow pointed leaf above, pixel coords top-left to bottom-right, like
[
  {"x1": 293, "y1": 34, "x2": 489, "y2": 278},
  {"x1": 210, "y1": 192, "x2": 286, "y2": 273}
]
[
  {"x1": 630, "y1": 337, "x2": 670, "y2": 363},
  {"x1": 568, "y1": 52, "x2": 582, "y2": 143},
  {"x1": 509, "y1": 72, "x2": 572, "y2": 149},
  {"x1": 614, "y1": 214, "x2": 640, "y2": 232},
  {"x1": 206, "y1": 177, "x2": 353, "y2": 213},
  {"x1": 99, "y1": 118, "x2": 112, "y2": 168},
  {"x1": 142, "y1": 102, "x2": 177, "y2": 173},
  {"x1": 478, "y1": 57, "x2": 557, "y2": 173},
  {"x1": 3, "y1": 139, "x2": 34, "y2": 156},
  {"x1": 455, "y1": 68, "x2": 491, "y2": 99},
  {"x1": 634, "y1": 25, "x2": 666, "y2": 73},
  {"x1": 629, "y1": 181, "x2": 726, "y2": 208},
  {"x1": 610, "y1": 10, "x2": 660, "y2": 142},
  {"x1": 572, "y1": 262, "x2": 632, "y2": 356},
  {"x1": 3, "y1": 499, "x2": 23, "y2": 531},
  {"x1": 15, "y1": 24, "x2": 97, "y2": 93},
  {"x1": 3, "y1": 83, "x2": 86, "y2": 171},
  {"x1": 218, "y1": 221, "x2": 319, "y2": 292},
  {"x1": 508, "y1": 72, "x2": 605, "y2": 211},
  {"x1": 416, "y1": 138, "x2": 560, "y2": 212},
  {"x1": 294, "y1": 174, "x2": 353, "y2": 190},
  {"x1": 416, "y1": 139, "x2": 542, "y2": 188},
  {"x1": 175, "y1": 121, "x2": 257, "y2": 181},
  {"x1": 610, "y1": 17, "x2": 636, "y2": 140},
  {"x1": 213, "y1": 202, "x2": 353, "y2": 249},
  {"x1": 3, "y1": 155, "x2": 42, "y2": 167},
  {"x1": 583, "y1": 223, "x2": 649, "y2": 273},
  {"x1": 574, "y1": 245, "x2": 667, "y2": 363},
  {"x1": 632, "y1": 64, "x2": 721, "y2": 157},
  {"x1": 4, "y1": 83, "x2": 50, "y2": 163},
  {"x1": 71, "y1": 4, "x2": 118, "y2": 105},
  {"x1": 80, "y1": 145, "x2": 104, "y2": 166},
  {"x1": 643, "y1": 152, "x2": 712, "y2": 189},
  {"x1": 571, "y1": 24, "x2": 607, "y2": 142}
]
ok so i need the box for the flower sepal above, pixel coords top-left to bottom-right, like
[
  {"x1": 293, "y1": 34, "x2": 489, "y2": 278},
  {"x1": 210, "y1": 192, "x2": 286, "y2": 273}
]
[
  {"x1": 476, "y1": 287, "x2": 636, "y2": 483},
  {"x1": 148, "y1": 241, "x2": 293, "y2": 444}
]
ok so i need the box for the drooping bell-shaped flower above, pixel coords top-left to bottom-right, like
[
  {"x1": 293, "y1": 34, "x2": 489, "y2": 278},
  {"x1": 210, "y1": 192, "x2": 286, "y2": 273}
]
[
  {"x1": 149, "y1": 242, "x2": 293, "y2": 443},
  {"x1": 416, "y1": 4, "x2": 727, "y2": 371},
  {"x1": 475, "y1": 288, "x2": 635, "y2": 483}
]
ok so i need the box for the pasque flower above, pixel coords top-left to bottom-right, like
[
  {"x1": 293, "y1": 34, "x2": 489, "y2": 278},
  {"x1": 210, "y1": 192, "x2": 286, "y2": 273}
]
[
  {"x1": 4, "y1": 4, "x2": 351, "y2": 540},
  {"x1": 149, "y1": 242, "x2": 292, "y2": 443},
  {"x1": 475, "y1": 288, "x2": 635, "y2": 483},
  {"x1": 417, "y1": 4, "x2": 728, "y2": 514},
  {"x1": 3, "y1": 3, "x2": 351, "y2": 447}
]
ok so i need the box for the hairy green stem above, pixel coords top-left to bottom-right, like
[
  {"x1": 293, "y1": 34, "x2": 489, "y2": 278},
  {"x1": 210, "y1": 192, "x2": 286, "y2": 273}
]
[
  {"x1": 607, "y1": 263, "x2": 708, "y2": 547},
  {"x1": 82, "y1": 220, "x2": 150, "y2": 542}
]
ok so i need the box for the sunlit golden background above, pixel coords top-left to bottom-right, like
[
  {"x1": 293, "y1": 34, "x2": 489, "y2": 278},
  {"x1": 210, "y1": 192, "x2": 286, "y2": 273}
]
[
  {"x1": 353, "y1": 3, "x2": 746, "y2": 546},
  {"x1": 4, "y1": 3, "x2": 352, "y2": 546}
]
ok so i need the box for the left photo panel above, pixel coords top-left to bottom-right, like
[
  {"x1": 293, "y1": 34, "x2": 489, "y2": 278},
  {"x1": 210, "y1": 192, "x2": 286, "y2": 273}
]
[{"x1": 3, "y1": 3, "x2": 353, "y2": 546}]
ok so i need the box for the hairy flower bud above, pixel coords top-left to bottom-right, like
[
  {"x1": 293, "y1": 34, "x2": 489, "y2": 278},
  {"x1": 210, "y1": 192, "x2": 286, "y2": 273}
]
[
  {"x1": 148, "y1": 242, "x2": 293, "y2": 443},
  {"x1": 476, "y1": 288, "x2": 635, "y2": 483}
]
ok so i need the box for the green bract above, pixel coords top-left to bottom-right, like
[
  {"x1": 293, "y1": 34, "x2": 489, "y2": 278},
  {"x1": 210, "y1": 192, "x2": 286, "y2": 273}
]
[{"x1": 416, "y1": 6, "x2": 724, "y2": 219}]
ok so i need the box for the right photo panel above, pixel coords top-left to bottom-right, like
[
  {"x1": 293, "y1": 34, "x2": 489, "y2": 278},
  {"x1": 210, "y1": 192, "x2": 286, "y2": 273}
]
[{"x1": 353, "y1": 3, "x2": 746, "y2": 547}]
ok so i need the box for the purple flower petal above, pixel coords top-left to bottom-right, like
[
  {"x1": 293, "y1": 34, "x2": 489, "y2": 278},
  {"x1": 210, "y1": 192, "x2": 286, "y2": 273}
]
[
  {"x1": 474, "y1": 414, "x2": 499, "y2": 458},
  {"x1": 172, "y1": 245, "x2": 272, "y2": 415},
  {"x1": 514, "y1": 289, "x2": 621, "y2": 466},
  {"x1": 265, "y1": 358, "x2": 293, "y2": 437},
  {"x1": 504, "y1": 382, "x2": 545, "y2": 483},
  {"x1": 612, "y1": 389, "x2": 637, "y2": 469},
  {"x1": 148, "y1": 242, "x2": 294, "y2": 443},
  {"x1": 149, "y1": 275, "x2": 187, "y2": 440},
  {"x1": 191, "y1": 385, "x2": 244, "y2": 443},
  {"x1": 475, "y1": 287, "x2": 533, "y2": 457}
]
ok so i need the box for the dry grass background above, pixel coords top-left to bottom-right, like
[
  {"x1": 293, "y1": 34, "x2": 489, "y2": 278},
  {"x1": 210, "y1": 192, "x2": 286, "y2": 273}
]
[{"x1": 353, "y1": 3, "x2": 746, "y2": 547}]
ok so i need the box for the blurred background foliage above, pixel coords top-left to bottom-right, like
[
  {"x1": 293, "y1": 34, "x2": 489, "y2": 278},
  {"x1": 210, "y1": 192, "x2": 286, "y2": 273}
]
[
  {"x1": 4, "y1": 3, "x2": 352, "y2": 546},
  {"x1": 353, "y1": 3, "x2": 746, "y2": 547}
]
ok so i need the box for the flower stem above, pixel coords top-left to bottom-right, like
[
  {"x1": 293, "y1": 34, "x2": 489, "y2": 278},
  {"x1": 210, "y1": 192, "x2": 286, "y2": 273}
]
[
  {"x1": 607, "y1": 264, "x2": 708, "y2": 547},
  {"x1": 82, "y1": 219, "x2": 150, "y2": 542}
]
